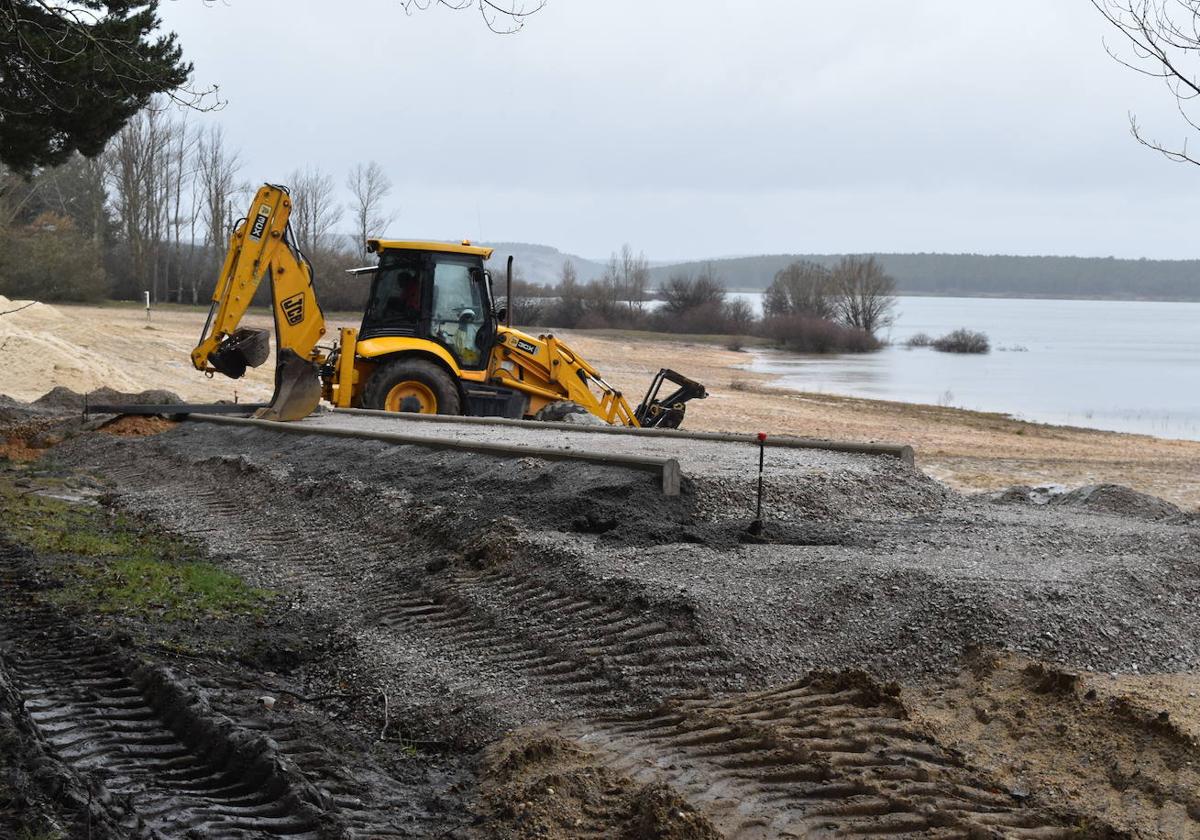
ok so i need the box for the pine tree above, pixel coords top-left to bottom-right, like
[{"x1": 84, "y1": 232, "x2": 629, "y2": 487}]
[{"x1": 0, "y1": 1, "x2": 191, "y2": 171}]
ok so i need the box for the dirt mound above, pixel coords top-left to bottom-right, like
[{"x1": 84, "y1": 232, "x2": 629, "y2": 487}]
[
  {"x1": 0, "y1": 295, "x2": 64, "y2": 324},
  {"x1": 578, "y1": 671, "x2": 1076, "y2": 837},
  {"x1": 910, "y1": 651, "x2": 1200, "y2": 838},
  {"x1": 475, "y1": 731, "x2": 720, "y2": 839},
  {"x1": 33, "y1": 386, "x2": 184, "y2": 411},
  {"x1": 0, "y1": 301, "x2": 150, "y2": 400},
  {"x1": 97, "y1": 415, "x2": 178, "y2": 437}
]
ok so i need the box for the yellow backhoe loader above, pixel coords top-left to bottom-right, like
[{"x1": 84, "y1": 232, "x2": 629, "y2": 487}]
[{"x1": 192, "y1": 183, "x2": 707, "y2": 425}]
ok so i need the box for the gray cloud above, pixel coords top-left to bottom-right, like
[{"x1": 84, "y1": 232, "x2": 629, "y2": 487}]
[{"x1": 160, "y1": 0, "x2": 1199, "y2": 260}]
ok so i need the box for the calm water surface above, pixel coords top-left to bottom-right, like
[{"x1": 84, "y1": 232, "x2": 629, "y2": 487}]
[{"x1": 740, "y1": 295, "x2": 1200, "y2": 441}]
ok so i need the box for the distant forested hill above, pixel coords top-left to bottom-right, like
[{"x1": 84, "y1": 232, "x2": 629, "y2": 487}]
[
  {"x1": 646, "y1": 253, "x2": 1200, "y2": 300},
  {"x1": 483, "y1": 244, "x2": 1200, "y2": 300},
  {"x1": 483, "y1": 242, "x2": 609, "y2": 283}
]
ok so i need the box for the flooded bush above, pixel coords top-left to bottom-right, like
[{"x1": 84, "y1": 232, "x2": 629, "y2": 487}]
[
  {"x1": 904, "y1": 332, "x2": 933, "y2": 348},
  {"x1": 932, "y1": 328, "x2": 990, "y2": 354},
  {"x1": 759, "y1": 315, "x2": 882, "y2": 354}
]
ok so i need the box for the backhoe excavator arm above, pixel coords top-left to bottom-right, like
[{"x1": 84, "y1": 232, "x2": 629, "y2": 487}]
[{"x1": 191, "y1": 184, "x2": 327, "y2": 421}]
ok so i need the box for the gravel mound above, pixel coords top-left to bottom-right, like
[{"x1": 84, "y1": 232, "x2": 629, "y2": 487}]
[
  {"x1": 33, "y1": 386, "x2": 184, "y2": 412},
  {"x1": 1050, "y1": 483, "x2": 1184, "y2": 521},
  {"x1": 991, "y1": 482, "x2": 1188, "y2": 523}
]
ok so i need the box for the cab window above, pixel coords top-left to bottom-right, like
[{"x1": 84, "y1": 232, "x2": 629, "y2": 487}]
[
  {"x1": 430, "y1": 258, "x2": 487, "y2": 368},
  {"x1": 364, "y1": 252, "x2": 423, "y2": 336}
]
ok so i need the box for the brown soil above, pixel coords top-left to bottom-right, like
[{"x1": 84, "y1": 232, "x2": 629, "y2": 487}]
[
  {"x1": 0, "y1": 436, "x2": 43, "y2": 461},
  {"x1": 908, "y1": 651, "x2": 1200, "y2": 838},
  {"x1": 97, "y1": 415, "x2": 178, "y2": 436},
  {"x1": 475, "y1": 731, "x2": 720, "y2": 839}
]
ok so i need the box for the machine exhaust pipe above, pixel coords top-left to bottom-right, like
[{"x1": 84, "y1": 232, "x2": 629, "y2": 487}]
[{"x1": 506, "y1": 255, "x2": 514, "y2": 327}]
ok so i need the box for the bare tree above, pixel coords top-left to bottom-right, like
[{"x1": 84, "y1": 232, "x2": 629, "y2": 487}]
[
  {"x1": 621, "y1": 244, "x2": 650, "y2": 313},
  {"x1": 288, "y1": 167, "x2": 344, "y2": 255},
  {"x1": 764, "y1": 260, "x2": 835, "y2": 319},
  {"x1": 194, "y1": 125, "x2": 243, "y2": 301},
  {"x1": 400, "y1": 0, "x2": 546, "y2": 33},
  {"x1": 660, "y1": 267, "x2": 726, "y2": 316},
  {"x1": 0, "y1": 153, "x2": 109, "y2": 244},
  {"x1": 107, "y1": 107, "x2": 178, "y2": 301},
  {"x1": 829, "y1": 256, "x2": 896, "y2": 336},
  {"x1": 164, "y1": 120, "x2": 199, "y2": 302},
  {"x1": 1092, "y1": 0, "x2": 1200, "y2": 164},
  {"x1": 601, "y1": 243, "x2": 649, "y2": 314},
  {"x1": 346, "y1": 161, "x2": 396, "y2": 256}
]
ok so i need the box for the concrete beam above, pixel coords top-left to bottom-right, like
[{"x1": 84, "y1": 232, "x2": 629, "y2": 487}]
[
  {"x1": 332, "y1": 407, "x2": 916, "y2": 465},
  {"x1": 186, "y1": 414, "x2": 684, "y2": 496}
]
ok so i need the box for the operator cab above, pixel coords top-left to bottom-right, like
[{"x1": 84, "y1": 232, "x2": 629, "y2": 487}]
[{"x1": 361, "y1": 240, "x2": 497, "y2": 370}]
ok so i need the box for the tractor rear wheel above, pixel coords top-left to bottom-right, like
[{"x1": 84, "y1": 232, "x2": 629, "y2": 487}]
[{"x1": 362, "y1": 358, "x2": 462, "y2": 415}]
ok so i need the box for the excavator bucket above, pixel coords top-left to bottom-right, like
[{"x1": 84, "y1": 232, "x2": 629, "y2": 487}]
[
  {"x1": 253, "y1": 349, "x2": 323, "y2": 422},
  {"x1": 208, "y1": 328, "x2": 271, "y2": 379}
]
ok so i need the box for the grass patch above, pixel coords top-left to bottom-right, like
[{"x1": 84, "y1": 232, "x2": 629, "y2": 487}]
[
  {"x1": 53, "y1": 556, "x2": 268, "y2": 620},
  {"x1": 0, "y1": 480, "x2": 271, "y2": 620}
]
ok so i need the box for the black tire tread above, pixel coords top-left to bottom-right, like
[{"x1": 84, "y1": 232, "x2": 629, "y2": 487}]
[{"x1": 361, "y1": 357, "x2": 462, "y2": 415}]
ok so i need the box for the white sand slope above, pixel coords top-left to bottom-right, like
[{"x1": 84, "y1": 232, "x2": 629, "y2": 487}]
[{"x1": 0, "y1": 297, "x2": 280, "y2": 403}]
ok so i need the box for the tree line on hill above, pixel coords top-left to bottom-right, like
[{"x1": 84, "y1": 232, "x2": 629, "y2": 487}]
[{"x1": 647, "y1": 252, "x2": 1200, "y2": 300}]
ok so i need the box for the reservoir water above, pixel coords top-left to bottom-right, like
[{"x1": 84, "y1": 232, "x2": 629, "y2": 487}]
[{"x1": 738, "y1": 295, "x2": 1200, "y2": 441}]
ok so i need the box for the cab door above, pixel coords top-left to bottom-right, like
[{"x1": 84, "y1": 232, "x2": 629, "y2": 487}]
[{"x1": 427, "y1": 255, "x2": 494, "y2": 371}]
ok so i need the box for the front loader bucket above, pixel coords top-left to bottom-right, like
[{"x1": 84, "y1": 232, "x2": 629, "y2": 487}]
[
  {"x1": 253, "y1": 349, "x2": 323, "y2": 422},
  {"x1": 635, "y1": 368, "x2": 708, "y2": 429}
]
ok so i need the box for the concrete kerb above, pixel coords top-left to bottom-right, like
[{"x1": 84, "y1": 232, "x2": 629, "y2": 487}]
[
  {"x1": 332, "y1": 407, "x2": 916, "y2": 465},
  {"x1": 186, "y1": 414, "x2": 683, "y2": 496}
]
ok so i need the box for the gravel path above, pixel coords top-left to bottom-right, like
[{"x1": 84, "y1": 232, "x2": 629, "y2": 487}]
[{"x1": 298, "y1": 410, "x2": 881, "y2": 481}]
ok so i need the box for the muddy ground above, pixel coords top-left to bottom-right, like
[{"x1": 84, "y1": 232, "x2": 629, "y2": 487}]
[{"x1": 1, "y1": 397, "x2": 1198, "y2": 838}]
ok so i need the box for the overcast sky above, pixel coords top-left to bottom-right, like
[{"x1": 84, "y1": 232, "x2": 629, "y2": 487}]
[{"x1": 159, "y1": 0, "x2": 1197, "y2": 261}]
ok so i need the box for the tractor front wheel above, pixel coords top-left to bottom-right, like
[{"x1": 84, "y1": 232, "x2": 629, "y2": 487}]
[{"x1": 362, "y1": 358, "x2": 462, "y2": 415}]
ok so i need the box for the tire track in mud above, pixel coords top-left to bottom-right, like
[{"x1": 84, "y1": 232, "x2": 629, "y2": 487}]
[
  {"x1": 84, "y1": 438, "x2": 1081, "y2": 835},
  {"x1": 369, "y1": 563, "x2": 732, "y2": 704},
  {"x1": 575, "y1": 673, "x2": 1077, "y2": 839},
  {"x1": 0, "y1": 553, "x2": 331, "y2": 839},
  {"x1": 103, "y1": 453, "x2": 735, "y2": 714}
]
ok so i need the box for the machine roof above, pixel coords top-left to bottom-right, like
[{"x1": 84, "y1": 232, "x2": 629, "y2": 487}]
[{"x1": 366, "y1": 239, "x2": 495, "y2": 259}]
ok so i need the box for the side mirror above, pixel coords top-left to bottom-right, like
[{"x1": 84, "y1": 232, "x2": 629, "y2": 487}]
[{"x1": 495, "y1": 306, "x2": 508, "y2": 324}]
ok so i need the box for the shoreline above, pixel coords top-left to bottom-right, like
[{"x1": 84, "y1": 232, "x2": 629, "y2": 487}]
[
  {"x1": 553, "y1": 329, "x2": 1200, "y2": 511},
  {"x1": 2, "y1": 302, "x2": 1196, "y2": 511}
]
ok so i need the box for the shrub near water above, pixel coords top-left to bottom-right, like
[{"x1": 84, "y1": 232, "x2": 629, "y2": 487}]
[
  {"x1": 759, "y1": 315, "x2": 882, "y2": 353},
  {"x1": 932, "y1": 328, "x2": 990, "y2": 354}
]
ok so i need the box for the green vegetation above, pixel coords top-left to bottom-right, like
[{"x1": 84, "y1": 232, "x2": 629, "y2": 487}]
[
  {"x1": 0, "y1": 481, "x2": 270, "y2": 620},
  {"x1": 54, "y1": 556, "x2": 268, "y2": 621}
]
